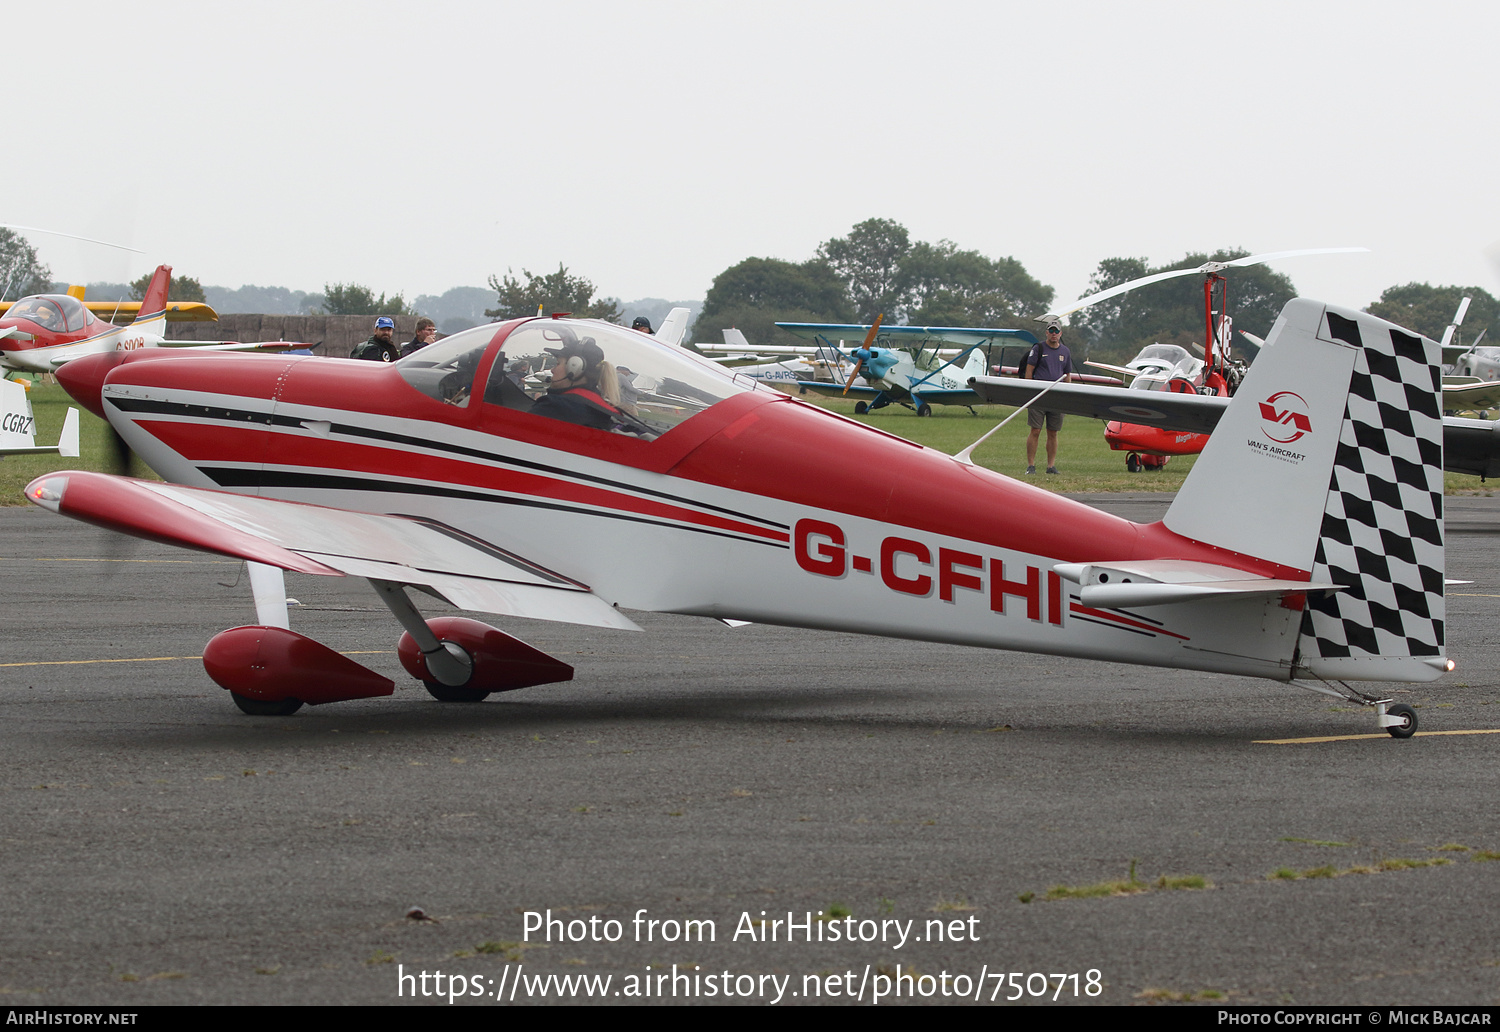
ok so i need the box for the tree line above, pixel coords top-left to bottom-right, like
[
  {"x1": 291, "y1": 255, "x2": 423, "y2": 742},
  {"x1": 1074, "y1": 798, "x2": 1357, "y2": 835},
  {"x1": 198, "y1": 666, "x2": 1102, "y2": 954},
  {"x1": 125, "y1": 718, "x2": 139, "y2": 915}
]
[{"x1": 5, "y1": 225, "x2": 1492, "y2": 360}]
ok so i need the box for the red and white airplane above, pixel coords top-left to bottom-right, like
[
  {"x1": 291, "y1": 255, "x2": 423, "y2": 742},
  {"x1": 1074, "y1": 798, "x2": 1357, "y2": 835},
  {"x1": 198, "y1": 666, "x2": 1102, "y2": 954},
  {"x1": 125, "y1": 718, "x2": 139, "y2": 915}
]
[
  {"x1": 26, "y1": 300, "x2": 1448, "y2": 736},
  {"x1": 0, "y1": 265, "x2": 281, "y2": 374}
]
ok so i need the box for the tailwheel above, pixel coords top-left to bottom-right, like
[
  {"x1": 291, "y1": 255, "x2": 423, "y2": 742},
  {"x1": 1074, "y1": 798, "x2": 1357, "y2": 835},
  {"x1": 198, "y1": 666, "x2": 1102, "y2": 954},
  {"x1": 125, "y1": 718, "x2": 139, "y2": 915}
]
[
  {"x1": 1384, "y1": 702, "x2": 1418, "y2": 739},
  {"x1": 231, "y1": 693, "x2": 304, "y2": 716},
  {"x1": 853, "y1": 402, "x2": 868, "y2": 414},
  {"x1": 1126, "y1": 453, "x2": 1141, "y2": 472},
  {"x1": 423, "y1": 681, "x2": 491, "y2": 703}
]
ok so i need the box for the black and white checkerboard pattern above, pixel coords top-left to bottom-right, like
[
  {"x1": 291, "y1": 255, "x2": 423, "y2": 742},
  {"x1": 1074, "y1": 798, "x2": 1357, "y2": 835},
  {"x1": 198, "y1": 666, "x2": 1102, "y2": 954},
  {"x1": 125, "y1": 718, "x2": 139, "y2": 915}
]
[{"x1": 1298, "y1": 309, "x2": 1444, "y2": 661}]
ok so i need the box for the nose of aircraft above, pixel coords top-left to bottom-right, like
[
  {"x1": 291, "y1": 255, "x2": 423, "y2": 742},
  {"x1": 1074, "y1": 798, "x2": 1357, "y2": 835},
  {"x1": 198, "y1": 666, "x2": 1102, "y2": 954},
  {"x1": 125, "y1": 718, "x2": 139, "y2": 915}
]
[{"x1": 54, "y1": 352, "x2": 128, "y2": 420}]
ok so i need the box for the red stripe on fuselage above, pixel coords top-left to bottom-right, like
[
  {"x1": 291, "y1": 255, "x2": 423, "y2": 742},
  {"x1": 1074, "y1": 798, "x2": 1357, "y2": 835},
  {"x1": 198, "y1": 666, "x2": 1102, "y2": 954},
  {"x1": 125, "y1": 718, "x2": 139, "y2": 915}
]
[
  {"x1": 1069, "y1": 602, "x2": 1190, "y2": 640},
  {"x1": 134, "y1": 417, "x2": 789, "y2": 544}
]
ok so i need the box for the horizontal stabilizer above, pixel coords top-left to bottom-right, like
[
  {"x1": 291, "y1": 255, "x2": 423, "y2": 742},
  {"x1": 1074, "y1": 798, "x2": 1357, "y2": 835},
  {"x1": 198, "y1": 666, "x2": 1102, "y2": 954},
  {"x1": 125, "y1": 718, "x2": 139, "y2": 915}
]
[
  {"x1": 1053, "y1": 559, "x2": 1339, "y2": 609},
  {"x1": 1440, "y1": 379, "x2": 1500, "y2": 411}
]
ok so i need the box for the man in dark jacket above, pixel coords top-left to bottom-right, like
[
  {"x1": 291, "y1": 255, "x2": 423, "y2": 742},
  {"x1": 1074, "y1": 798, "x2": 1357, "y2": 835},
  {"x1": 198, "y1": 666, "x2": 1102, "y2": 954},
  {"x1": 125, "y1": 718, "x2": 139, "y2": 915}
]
[
  {"x1": 400, "y1": 318, "x2": 437, "y2": 358},
  {"x1": 352, "y1": 317, "x2": 400, "y2": 362}
]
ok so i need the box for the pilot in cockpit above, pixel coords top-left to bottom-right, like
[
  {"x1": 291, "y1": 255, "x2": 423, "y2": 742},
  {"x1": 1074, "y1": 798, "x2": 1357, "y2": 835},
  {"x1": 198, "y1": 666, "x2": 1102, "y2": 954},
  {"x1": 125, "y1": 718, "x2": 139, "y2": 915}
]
[{"x1": 531, "y1": 335, "x2": 624, "y2": 430}]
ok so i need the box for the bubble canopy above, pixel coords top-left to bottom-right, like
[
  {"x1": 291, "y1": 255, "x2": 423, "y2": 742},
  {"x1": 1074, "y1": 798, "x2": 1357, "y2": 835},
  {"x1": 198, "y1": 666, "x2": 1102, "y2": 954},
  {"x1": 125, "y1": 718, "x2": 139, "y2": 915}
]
[
  {"x1": 2, "y1": 294, "x2": 91, "y2": 332},
  {"x1": 398, "y1": 318, "x2": 769, "y2": 436}
]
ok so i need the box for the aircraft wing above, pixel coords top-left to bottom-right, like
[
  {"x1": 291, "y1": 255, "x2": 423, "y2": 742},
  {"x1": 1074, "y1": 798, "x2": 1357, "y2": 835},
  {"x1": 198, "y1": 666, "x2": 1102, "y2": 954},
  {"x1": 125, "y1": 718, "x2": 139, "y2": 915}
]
[
  {"x1": 18, "y1": 301, "x2": 222, "y2": 323},
  {"x1": 159, "y1": 340, "x2": 302, "y2": 352},
  {"x1": 792, "y1": 380, "x2": 885, "y2": 401},
  {"x1": 25, "y1": 471, "x2": 641, "y2": 631},
  {"x1": 972, "y1": 375, "x2": 1500, "y2": 479},
  {"x1": 696, "y1": 343, "x2": 821, "y2": 357},
  {"x1": 1443, "y1": 418, "x2": 1500, "y2": 479},
  {"x1": 1441, "y1": 380, "x2": 1500, "y2": 411},
  {"x1": 968, "y1": 376, "x2": 1230, "y2": 436},
  {"x1": 909, "y1": 387, "x2": 984, "y2": 406},
  {"x1": 1083, "y1": 360, "x2": 1140, "y2": 379},
  {"x1": 776, "y1": 323, "x2": 1040, "y2": 347}
]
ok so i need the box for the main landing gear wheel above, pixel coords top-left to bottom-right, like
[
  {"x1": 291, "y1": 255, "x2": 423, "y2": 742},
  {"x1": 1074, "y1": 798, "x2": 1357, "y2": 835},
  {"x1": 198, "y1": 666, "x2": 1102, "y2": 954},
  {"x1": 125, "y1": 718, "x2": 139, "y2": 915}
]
[
  {"x1": 1126, "y1": 453, "x2": 1141, "y2": 472},
  {"x1": 853, "y1": 402, "x2": 868, "y2": 414},
  {"x1": 423, "y1": 681, "x2": 492, "y2": 703},
  {"x1": 231, "y1": 693, "x2": 304, "y2": 716},
  {"x1": 1385, "y1": 703, "x2": 1418, "y2": 739},
  {"x1": 916, "y1": 403, "x2": 932, "y2": 417}
]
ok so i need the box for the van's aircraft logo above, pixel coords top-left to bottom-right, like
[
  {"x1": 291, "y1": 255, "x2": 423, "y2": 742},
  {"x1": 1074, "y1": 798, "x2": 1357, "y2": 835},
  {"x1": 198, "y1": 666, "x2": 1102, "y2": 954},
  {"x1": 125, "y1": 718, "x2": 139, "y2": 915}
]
[{"x1": 1259, "y1": 391, "x2": 1312, "y2": 444}]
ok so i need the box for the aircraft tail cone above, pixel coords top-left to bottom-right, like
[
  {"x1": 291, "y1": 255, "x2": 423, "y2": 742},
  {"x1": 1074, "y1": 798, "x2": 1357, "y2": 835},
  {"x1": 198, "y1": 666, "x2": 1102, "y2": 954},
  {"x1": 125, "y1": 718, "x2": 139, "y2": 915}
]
[
  {"x1": 397, "y1": 617, "x2": 574, "y2": 692},
  {"x1": 203, "y1": 625, "x2": 395, "y2": 705}
]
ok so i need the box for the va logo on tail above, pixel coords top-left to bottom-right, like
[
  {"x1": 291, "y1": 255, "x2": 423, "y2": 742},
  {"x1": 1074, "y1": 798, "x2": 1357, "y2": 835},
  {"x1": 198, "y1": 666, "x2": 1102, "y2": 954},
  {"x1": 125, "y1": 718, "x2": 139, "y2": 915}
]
[{"x1": 1259, "y1": 391, "x2": 1312, "y2": 444}]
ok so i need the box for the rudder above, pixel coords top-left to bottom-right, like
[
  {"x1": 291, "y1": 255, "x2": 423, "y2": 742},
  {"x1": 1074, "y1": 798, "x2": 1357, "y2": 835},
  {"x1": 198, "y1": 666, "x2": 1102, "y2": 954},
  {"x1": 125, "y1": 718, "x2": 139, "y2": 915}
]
[
  {"x1": 1294, "y1": 309, "x2": 1445, "y2": 681},
  {"x1": 134, "y1": 265, "x2": 171, "y2": 323},
  {"x1": 1163, "y1": 298, "x2": 1446, "y2": 683}
]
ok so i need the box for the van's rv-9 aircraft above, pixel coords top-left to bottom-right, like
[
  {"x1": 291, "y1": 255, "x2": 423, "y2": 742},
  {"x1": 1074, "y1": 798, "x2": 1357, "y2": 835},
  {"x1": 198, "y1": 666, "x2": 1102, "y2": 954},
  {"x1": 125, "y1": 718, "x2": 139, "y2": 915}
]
[{"x1": 28, "y1": 299, "x2": 1448, "y2": 736}]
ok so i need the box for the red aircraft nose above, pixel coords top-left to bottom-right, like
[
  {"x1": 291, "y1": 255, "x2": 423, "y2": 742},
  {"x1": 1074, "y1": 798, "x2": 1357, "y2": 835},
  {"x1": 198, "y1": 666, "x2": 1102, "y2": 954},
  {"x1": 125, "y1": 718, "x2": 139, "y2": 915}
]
[{"x1": 54, "y1": 352, "x2": 128, "y2": 420}]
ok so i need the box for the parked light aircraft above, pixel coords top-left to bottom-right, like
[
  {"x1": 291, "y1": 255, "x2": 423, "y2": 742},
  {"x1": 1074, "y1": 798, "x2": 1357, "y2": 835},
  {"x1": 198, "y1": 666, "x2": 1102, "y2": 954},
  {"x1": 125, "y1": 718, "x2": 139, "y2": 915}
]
[
  {"x1": 1081, "y1": 340, "x2": 1223, "y2": 471},
  {"x1": 769, "y1": 323, "x2": 1042, "y2": 415},
  {"x1": 25, "y1": 301, "x2": 1447, "y2": 737},
  {"x1": 0, "y1": 265, "x2": 286, "y2": 374},
  {"x1": 694, "y1": 328, "x2": 861, "y2": 386}
]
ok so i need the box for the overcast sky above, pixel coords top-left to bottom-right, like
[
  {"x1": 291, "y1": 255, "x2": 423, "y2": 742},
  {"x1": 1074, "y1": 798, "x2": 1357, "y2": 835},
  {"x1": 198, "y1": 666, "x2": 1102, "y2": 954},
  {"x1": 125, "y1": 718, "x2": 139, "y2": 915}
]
[{"x1": 7, "y1": 0, "x2": 1497, "y2": 316}]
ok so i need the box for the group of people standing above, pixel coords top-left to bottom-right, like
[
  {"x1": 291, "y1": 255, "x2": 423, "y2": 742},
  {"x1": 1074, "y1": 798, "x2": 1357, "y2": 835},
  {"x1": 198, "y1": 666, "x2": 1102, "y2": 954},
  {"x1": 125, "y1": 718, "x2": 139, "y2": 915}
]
[{"x1": 351, "y1": 316, "x2": 438, "y2": 363}]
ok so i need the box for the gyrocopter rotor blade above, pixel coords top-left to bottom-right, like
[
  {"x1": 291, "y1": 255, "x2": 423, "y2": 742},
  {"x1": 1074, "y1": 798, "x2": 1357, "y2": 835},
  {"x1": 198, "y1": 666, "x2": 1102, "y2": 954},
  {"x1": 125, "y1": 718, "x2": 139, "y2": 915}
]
[
  {"x1": 1039, "y1": 247, "x2": 1369, "y2": 322},
  {"x1": 0, "y1": 224, "x2": 145, "y2": 254},
  {"x1": 1440, "y1": 296, "x2": 1472, "y2": 349}
]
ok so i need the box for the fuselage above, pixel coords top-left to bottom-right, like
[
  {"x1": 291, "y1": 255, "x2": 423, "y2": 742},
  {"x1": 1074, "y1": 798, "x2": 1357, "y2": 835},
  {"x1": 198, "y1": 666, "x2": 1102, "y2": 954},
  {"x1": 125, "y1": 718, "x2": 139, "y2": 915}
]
[
  {"x1": 63, "y1": 317, "x2": 1308, "y2": 680},
  {"x1": 0, "y1": 293, "x2": 164, "y2": 373}
]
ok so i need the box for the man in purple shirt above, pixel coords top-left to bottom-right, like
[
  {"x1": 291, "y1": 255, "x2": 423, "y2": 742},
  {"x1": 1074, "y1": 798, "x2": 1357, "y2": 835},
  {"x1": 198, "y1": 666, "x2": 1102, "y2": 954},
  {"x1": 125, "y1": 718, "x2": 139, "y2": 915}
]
[{"x1": 1023, "y1": 321, "x2": 1075, "y2": 475}]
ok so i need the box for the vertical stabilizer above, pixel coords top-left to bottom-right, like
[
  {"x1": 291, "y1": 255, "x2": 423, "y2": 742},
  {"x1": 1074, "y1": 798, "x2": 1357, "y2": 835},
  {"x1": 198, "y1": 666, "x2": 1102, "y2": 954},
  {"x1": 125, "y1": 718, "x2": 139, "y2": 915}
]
[
  {"x1": 657, "y1": 307, "x2": 690, "y2": 347},
  {"x1": 963, "y1": 346, "x2": 989, "y2": 380},
  {"x1": 135, "y1": 265, "x2": 172, "y2": 323},
  {"x1": 1164, "y1": 298, "x2": 1446, "y2": 682},
  {"x1": 0, "y1": 379, "x2": 37, "y2": 450}
]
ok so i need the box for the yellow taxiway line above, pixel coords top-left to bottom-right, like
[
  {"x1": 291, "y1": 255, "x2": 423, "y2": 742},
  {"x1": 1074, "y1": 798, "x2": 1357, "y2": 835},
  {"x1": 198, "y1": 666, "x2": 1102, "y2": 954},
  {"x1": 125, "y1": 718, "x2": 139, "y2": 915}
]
[
  {"x1": 0, "y1": 651, "x2": 391, "y2": 669},
  {"x1": 0, "y1": 557, "x2": 234, "y2": 564},
  {"x1": 1257, "y1": 729, "x2": 1500, "y2": 745}
]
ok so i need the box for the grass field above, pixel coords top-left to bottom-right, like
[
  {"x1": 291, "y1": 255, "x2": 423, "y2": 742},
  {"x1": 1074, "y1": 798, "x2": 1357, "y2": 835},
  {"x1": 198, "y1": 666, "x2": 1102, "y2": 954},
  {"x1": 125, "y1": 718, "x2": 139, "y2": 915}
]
[{"x1": 0, "y1": 381, "x2": 1487, "y2": 505}]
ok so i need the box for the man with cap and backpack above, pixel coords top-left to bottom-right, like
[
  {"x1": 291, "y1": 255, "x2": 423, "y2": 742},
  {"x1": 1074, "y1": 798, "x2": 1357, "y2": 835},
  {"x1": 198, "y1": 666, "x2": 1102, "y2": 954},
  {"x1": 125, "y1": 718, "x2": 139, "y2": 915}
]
[{"x1": 351, "y1": 317, "x2": 401, "y2": 362}]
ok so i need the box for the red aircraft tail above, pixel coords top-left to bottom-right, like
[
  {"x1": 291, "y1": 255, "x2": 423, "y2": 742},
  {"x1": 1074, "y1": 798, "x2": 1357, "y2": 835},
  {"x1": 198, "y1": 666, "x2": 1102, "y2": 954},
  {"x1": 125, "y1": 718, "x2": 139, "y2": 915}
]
[{"x1": 134, "y1": 265, "x2": 172, "y2": 322}]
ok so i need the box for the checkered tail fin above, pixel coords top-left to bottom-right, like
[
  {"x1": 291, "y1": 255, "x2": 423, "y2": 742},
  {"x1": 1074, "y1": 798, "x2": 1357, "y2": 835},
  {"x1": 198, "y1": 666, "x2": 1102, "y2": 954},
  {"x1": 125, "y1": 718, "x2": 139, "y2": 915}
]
[{"x1": 1163, "y1": 299, "x2": 1447, "y2": 683}]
